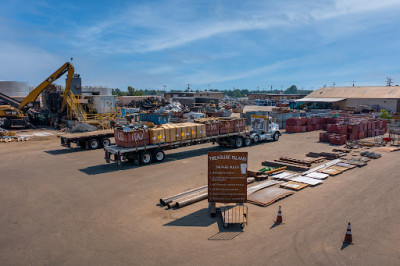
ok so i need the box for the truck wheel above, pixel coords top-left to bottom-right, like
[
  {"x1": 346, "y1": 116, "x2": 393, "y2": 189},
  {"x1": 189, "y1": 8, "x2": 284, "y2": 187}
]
[
  {"x1": 79, "y1": 141, "x2": 86, "y2": 149},
  {"x1": 273, "y1": 132, "x2": 280, "y2": 141},
  {"x1": 139, "y1": 151, "x2": 153, "y2": 165},
  {"x1": 102, "y1": 138, "x2": 111, "y2": 147},
  {"x1": 244, "y1": 137, "x2": 252, "y2": 146},
  {"x1": 234, "y1": 137, "x2": 243, "y2": 148},
  {"x1": 152, "y1": 149, "x2": 165, "y2": 162},
  {"x1": 253, "y1": 134, "x2": 260, "y2": 144},
  {"x1": 89, "y1": 138, "x2": 100, "y2": 149}
]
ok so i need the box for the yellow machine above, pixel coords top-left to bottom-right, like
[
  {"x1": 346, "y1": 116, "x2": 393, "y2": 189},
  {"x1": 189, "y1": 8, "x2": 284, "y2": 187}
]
[
  {"x1": 1, "y1": 62, "x2": 116, "y2": 129},
  {"x1": 18, "y1": 62, "x2": 74, "y2": 112},
  {"x1": 0, "y1": 105, "x2": 28, "y2": 128},
  {"x1": 0, "y1": 62, "x2": 74, "y2": 128}
]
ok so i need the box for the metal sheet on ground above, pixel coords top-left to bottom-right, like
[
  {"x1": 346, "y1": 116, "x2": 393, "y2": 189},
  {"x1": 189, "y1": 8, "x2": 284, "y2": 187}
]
[
  {"x1": 208, "y1": 152, "x2": 248, "y2": 203},
  {"x1": 247, "y1": 187, "x2": 294, "y2": 207},
  {"x1": 291, "y1": 176, "x2": 323, "y2": 186},
  {"x1": 305, "y1": 172, "x2": 329, "y2": 180},
  {"x1": 270, "y1": 171, "x2": 296, "y2": 180}
]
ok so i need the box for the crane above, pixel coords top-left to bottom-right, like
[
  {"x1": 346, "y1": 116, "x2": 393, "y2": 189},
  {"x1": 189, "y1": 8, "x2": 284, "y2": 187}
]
[
  {"x1": 18, "y1": 62, "x2": 74, "y2": 112},
  {"x1": 1, "y1": 62, "x2": 75, "y2": 128}
]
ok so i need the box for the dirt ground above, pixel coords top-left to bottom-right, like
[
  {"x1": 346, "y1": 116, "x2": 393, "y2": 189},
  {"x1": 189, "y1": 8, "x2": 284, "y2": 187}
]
[{"x1": 0, "y1": 129, "x2": 399, "y2": 265}]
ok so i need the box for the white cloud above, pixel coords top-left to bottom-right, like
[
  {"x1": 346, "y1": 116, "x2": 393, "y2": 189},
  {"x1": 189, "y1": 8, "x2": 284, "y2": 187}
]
[{"x1": 71, "y1": 0, "x2": 400, "y2": 54}]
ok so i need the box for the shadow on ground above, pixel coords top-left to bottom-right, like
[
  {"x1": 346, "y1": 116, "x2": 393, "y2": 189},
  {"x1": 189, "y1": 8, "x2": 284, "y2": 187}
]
[
  {"x1": 208, "y1": 211, "x2": 244, "y2": 240},
  {"x1": 44, "y1": 148, "x2": 91, "y2": 155},
  {"x1": 341, "y1": 242, "x2": 352, "y2": 250},
  {"x1": 79, "y1": 145, "x2": 232, "y2": 175},
  {"x1": 164, "y1": 208, "x2": 216, "y2": 227},
  {"x1": 163, "y1": 207, "x2": 244, "y2": 240}
]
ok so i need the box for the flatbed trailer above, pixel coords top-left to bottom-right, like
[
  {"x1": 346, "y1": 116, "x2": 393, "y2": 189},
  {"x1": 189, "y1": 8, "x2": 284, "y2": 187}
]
[
  {"x1": 58, "y1": 129, "x2": 114, "y2": 149},
  {"x1": 104, "y1": 129, "x2": 280, "y2": 166}
]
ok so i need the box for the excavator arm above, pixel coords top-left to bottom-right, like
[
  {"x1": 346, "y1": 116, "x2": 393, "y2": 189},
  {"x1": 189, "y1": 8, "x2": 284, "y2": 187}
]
[{"x1": 18, "y1": 62, "x2": 74, "y2": 112}]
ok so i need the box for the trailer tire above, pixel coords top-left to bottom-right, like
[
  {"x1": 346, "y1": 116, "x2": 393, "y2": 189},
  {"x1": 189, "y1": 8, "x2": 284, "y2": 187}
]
[
  {"x1": 139, "y1": 151, "x2": 153, "y2": 165},
  {"x1": 89, "y1": 138, "x2": 100, "y2": 149},
  {"x1": 234, "y1": 137, "x2": 243, "y2": 148},
  {"x1": 253, "y1": 134, "x2": 260, "y2": 144},
  {"x1": 273, "y1": 132, "x2": 279, "y2": 141},
  {"x1": 102, "y1": 137, "x2": 111, "y2": 147},
  {"x1": 152, "y1": 149, "x2": 165, "y2": 162},
  {"x1": 244, "y1": 137, "x2": 252, "y2": 146}
]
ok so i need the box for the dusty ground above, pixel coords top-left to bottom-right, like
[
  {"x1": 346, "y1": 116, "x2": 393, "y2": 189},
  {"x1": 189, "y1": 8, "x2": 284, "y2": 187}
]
[{"x1": 0, "y1": 129, "x2": 399, "y2": 265}]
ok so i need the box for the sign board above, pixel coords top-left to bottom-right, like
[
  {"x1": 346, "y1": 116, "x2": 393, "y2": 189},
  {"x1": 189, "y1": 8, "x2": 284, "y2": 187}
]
[{"x1": 208, "y1": 152, "x2": 248, "y2": 203}]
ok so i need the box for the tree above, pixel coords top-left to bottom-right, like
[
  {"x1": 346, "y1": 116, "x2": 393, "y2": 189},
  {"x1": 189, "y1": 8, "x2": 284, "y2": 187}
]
[
  {"x1": 112, "y1": 88, "x2": 122, "y2": 95},
  {"x1": 285, "y1": 85, "x2": 298, "y2": 94}
]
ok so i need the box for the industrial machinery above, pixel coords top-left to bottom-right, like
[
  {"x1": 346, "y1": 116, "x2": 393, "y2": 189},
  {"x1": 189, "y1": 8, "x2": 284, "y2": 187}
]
[
  {"x1": 1, "y1": 62, "x2": 116, "y2": 129},
  {"x1": 0, "y1": 62, "x2": 74, "y2": 128},
  {"x1": 0, "y1": 105, "x2": 29, "y2": 128}
]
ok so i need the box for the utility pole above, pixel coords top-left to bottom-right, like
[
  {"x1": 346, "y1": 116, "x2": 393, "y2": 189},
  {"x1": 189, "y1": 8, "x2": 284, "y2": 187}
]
[{"x1": 387, "y1": 77, "x2": 393, "y2": 86}]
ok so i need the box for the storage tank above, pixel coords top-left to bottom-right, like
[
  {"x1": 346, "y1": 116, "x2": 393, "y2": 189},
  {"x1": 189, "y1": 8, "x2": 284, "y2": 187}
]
[
  {"x1": 92, "y1": 95, "x2": 116, "y2": 113},
  {"x1": 0, "y1": 81, "x2": 30, "y2": 97}
]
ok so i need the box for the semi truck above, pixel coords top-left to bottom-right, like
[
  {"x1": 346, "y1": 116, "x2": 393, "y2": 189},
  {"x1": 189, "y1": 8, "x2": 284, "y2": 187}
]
[{"x1": 104, "y1": 115, "x2": 280, "y2": 166}]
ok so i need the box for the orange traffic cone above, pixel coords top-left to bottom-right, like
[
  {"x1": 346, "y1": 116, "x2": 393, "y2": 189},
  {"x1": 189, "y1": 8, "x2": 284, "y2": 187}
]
[
  {"x1": 275, "y1": 206, "x2": 283, "y2": 224},
  {"x1": 343, "y1": 222, "x2": 353, "y2": 244}
]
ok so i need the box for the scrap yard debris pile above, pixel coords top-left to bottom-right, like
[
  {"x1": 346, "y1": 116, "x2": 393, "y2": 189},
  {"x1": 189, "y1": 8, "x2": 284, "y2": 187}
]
[
  {"x1": 114, "y1": 117, "x2": 247, "y2": 148},
  {"x1": 0, "y1": 128, "x2": 19, "y2": 142},
  {"x1": 286, "y1": 113, "x2": 387, "y2": 145}
]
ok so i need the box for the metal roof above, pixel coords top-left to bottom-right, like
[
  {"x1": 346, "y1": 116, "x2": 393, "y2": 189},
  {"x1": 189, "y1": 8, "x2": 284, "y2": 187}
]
[
  {"x1": 295, "y1": 97, "x2": 346, "y2": 102},
  {"x1": 305, "y1": 86, "x2": 400, "y2": 99}
]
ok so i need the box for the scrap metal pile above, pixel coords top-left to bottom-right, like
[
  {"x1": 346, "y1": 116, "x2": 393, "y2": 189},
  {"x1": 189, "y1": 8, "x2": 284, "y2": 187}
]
[
  {"x1": 0, "y1": 127, "x2": 27, "y2": 142},
  {"x1": 286, "y1": 112, "x2": 388, "y2": 146}
]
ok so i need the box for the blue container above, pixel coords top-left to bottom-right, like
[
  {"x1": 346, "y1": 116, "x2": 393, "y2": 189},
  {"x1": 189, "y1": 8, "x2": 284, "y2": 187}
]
[{"x1": 140, "y1": 113, "x2": 170, "y2": 125}]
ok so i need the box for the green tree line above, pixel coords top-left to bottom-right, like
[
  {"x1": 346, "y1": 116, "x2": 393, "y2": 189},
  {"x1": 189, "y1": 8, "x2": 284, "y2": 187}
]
[{"x1": 112, "y1": 85, "x2": 312, "y2": 97}]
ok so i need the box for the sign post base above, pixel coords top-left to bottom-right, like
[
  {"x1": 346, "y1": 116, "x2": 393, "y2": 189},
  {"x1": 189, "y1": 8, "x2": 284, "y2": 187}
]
[{"x1": 209, "y1": 202, "x2": 216, "y2": 218}]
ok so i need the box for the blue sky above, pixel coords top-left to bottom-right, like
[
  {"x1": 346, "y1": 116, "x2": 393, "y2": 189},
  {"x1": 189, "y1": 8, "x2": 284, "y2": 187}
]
[{"x1": 1, "y1": 0, "x2": 400, "y2": 91}]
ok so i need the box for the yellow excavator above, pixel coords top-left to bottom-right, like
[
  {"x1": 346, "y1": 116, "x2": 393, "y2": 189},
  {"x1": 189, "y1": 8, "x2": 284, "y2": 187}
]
[{"x1": 0, "y1": 62, "x2": 74, "y2": 128}]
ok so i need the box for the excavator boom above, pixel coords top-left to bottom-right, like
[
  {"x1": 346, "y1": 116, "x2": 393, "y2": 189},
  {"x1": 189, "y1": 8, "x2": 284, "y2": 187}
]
[{"x1": 18, "y1": 62, "x2": 74, "y2": 112}]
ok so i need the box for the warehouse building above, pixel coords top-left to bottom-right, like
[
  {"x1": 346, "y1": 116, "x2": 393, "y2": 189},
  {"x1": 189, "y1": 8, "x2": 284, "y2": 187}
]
[
  {"x1": 296, "y1": 86, "x2": 400, "y2": 112},
  {"x1": 247, "y1": 93, "x2": 307, "y2": 101}
]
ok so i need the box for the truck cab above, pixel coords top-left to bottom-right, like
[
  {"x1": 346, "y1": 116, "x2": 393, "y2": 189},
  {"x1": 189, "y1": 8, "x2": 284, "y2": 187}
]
[{"x1": 250, "y1": 115, "x2": 281, "y2": 143}]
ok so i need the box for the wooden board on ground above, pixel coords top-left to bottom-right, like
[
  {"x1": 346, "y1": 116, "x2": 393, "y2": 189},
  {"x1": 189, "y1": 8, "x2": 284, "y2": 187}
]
[
  {"x1": 247, "y1": 187, "x2": 294, "y2": 207},
  {"x1": 317, "y1": 164, "x2": 352, "y2": 176},
  {"x1": 262, "y1": 160, "x2": 309, "y2": 172},
  {"x1": 280, "y1": 181, "x2": 309, "y2": 191},
  {"x1": 374, "y1": 146, "x2": 400, "y2": 152}
]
